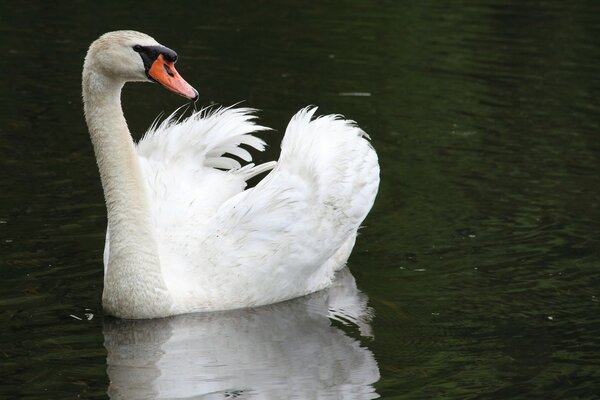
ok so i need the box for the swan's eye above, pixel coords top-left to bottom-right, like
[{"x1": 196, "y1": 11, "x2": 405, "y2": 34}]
[{"x1": 133, "y1": 45, "x2": 143, "y2": 52}]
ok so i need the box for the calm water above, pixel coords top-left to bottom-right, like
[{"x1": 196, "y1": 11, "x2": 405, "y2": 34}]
[{"x1": 1, "y1": 1, "x2": 600, "y2": 398}]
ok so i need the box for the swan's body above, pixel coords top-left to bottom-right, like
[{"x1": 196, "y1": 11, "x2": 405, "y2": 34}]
[{"x1": 83, "y1": 31, "x2": 379, "y2": 319}]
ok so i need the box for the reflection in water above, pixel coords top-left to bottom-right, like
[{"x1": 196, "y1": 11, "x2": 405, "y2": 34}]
[{"x1": 103, "y1": 269, "x2": 379, "y2": 399}]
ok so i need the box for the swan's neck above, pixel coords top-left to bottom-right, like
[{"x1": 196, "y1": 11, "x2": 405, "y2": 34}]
[{"x1": 83, "y1": 69, "x2": 171, "y2": 318}]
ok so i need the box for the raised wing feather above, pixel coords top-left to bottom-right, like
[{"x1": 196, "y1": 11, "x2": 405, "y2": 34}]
[{"x1": 137, "y1": 106, "x2": 271, "y2": 170}]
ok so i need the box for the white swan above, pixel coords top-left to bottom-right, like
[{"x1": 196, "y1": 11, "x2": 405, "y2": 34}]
[{"x1": 83, "y1": 30, "x2": 379, "y2": 319}]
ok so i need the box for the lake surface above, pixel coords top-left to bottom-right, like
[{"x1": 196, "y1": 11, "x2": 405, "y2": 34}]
[{"x1": 1, "y1": 1, "x2": 600, "y2": 398}]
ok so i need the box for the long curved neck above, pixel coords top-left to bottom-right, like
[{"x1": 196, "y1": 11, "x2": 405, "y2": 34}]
[{"x1": 83, "y1": 68, "x2": 171, "y2": 318}]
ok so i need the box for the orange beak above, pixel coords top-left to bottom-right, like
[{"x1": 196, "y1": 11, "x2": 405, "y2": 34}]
[{"x1": 148, "y1": 54, "x2": 198, "y2": 101}]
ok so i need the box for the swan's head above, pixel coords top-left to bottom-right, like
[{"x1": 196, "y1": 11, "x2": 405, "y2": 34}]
[{"x1": 84, "y1": 30, "x2": 198, "y2": 101}]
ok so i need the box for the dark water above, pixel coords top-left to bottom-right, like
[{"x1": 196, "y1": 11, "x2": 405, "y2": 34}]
[{"x1": 1, "y1": 0, "x2": 600, "y2": 398}]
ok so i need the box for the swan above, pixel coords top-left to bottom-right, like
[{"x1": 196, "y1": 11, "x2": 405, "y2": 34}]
[{"x1": 82, "y1": 30, "x2": 379, "y2": 319}]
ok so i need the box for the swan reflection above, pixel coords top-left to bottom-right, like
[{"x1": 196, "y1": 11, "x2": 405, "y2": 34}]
[{"x1": 103, "y1": 268, "x2": 380, "y2": 399}]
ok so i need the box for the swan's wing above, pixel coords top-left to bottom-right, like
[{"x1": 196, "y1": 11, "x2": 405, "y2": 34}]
[
  {"x1": 135, "y1": 107, "x2": 276, "y2": 230},
  {"x1": 137, "y1": 106, "x2": 271, "y2": 171},
  {"x1": 180, "y1": 107, "x2": 379, "y2": 309}
]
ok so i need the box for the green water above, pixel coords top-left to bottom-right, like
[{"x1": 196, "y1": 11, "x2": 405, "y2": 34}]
[{"x1": 1, "y1": 1, "x2": 600, "y2": 398}]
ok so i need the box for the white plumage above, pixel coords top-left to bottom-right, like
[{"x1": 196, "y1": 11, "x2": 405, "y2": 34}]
[{"x1": 84, "y1": 31, "x2": 380, "y2": 318}]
